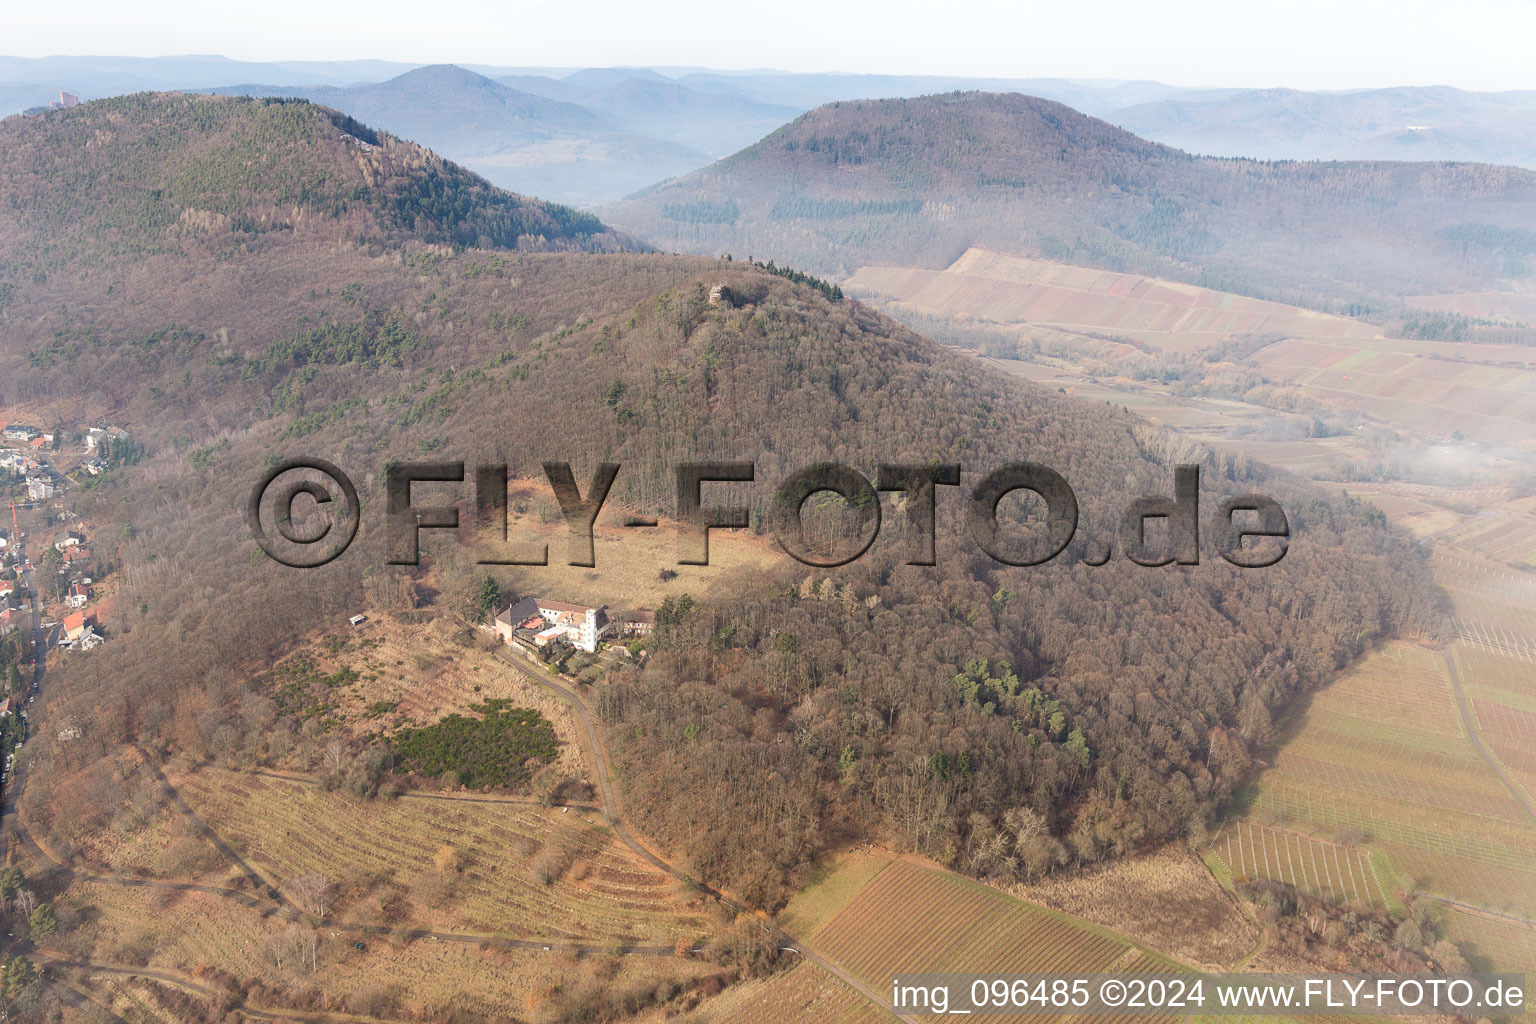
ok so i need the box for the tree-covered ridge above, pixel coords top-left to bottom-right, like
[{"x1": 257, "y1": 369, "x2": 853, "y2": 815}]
[
  {"x1": 0, "y1": 91, "x2": 633, "y2": 271},
  {"x1": 16, "y1": 248, "x2": 1442, "y2": 909},
  {"x1": 613, "y1": 91, "x2": 1536, "y2": 308},
  {"x1": 0, "y1": 98, "x2": 1443, "y2": 911}
]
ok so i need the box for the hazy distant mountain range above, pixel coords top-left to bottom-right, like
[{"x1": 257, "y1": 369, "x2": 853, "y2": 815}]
[
  {"x1": 1109, "y1": 85, "x2": 1536, "y2": 165},
  {"x1": 202, "y1": 65, "x2": 715, "y2": 204},
  {"x1": 6, "y1": 55, "x2": 1536, "y2": 204}
]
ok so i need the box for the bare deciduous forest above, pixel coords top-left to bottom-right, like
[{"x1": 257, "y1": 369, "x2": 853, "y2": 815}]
[
  {"x1": 0, "y1": 91, "x2": 1474, "y2": 1024},
  {"x1": 0, "y1": 95, "x2": 1442, "y2": 907}
]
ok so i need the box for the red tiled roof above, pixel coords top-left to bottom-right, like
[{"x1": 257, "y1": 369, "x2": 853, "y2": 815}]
[{"x1": 537, "y1": 600, "x2": 594, "y2": 614}]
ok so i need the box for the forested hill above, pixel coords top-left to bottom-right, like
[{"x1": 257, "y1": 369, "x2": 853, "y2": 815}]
[
  {"x1": 609, "y1": 91, "x2": 1536, "y2": 308},
  {"x1": 0, "y1": 91, "x2": 636, "y2": 272},
  {"x1": 3, "y1": 99, "x2": 1442, "y2": 909}
]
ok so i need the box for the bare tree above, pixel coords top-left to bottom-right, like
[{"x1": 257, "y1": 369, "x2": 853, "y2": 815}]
[
  {"x1": 323, "y1": 737, "x2": 347, "y2": 773},
  {"x1": 290, "y1": 872, "x2": 333, "y2": 921},
  {"x1": 266, "y1": 923, "x2": 318, "y2": 973}
]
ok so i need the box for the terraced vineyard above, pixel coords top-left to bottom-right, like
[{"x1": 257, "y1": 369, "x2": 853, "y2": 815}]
[
  {"x1": 685, "y1": 962, "x2": 895, "y2": 1024},
  {"x1": 811, "y1": 859, "x2": 1181, "y2": 1023},
  {"x1": 1233, "y1": 639, "x2": 1536, "y2": 916},
  {"x1": 1435, "y1": 545, "x2": 1536, "y2": 807},
  {"x1": 1199, "y1": 487, "x2": 1536, "y2": 987},
  {"x1": 1247, "y1": 337, "x2": 1536, "y2": 445},
  {"x1": 58, "y1": 875, "x2": 716, "y2": 1019},
  {"x1": 59, "y1": 880, "x2": 276, "y2": 978},
  {"x1": 1212, "y1": 821, "x2": 1385, "y2": 907},
  {"x1": 847, "y1": 248, "x2": 1378, "y2": 354},
  {"x1": 1439, "y1": 495, "x2": 1536, "y2": 567},
  {"x1": 1441, "y1": 906, "x2": 1536, "y2": 976},
  {"x1": 173, "y1": 768, "x2": 715, "y2": 945}
]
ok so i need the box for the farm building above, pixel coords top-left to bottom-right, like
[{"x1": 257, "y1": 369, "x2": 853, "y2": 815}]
[
  {"x1": 493, "y1": 596, "x2": 612, "y2": 653},
  {"x1": 617, "y1": 610, "x2": 656, "y2": 636}
]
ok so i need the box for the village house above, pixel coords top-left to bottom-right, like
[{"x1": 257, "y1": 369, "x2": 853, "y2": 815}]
[
  {"x1": 1, "y1": 451, "x2": 40, "y2": 473},
  {"x1": 2, "y1": 424, "x2": 41, "y2": 443},
  {"x1": 67, "y1": 582, "x2": 91, "y2": 609},
  {"x1": 63, "y1": 609, "x2": 94, "y2": 643},
  {"x1": 26, "y1": 476, "x2": 55, "y2": 501},
  {"x1": 54, "y1": 531, "x2": 83, "y2": 552},
  {"x1": 617, "y1": 609, "x2": 656, "y2": 637},
  {"x1": 62, "y1": 545, "x2": 91, "y2": 565},
  {"x1": 83, "y1": 425, "x2": 129, "y2": 450}
]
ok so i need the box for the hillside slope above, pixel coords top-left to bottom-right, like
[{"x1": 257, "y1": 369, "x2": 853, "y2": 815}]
[
  {"x1": 608, "y1": 91, "x2": 1536, "y2": 308},
  {"x1": 0, "y1": 91, "x2": 638, "y2": 272},
  {"x1": 207, "y1": 65, "x2": 713, "y2": 204},
  {"x1": 1, "y1": 93, "x2": 1441, "y2": 910}
]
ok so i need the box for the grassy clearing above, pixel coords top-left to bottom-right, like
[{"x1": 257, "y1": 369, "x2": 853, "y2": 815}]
[
  {"x1": 463, "y1": 477, "x2": 787, "y2": 613},
  {"x1": 55, "y1": 879, "x2": 275, "y2": 978},
  {"x1": 777, "y1": 851, "x2": 896, "y2": 939},
  {"x1": 1011, "y1": 846, "x2": 1256, "y2": 970}
]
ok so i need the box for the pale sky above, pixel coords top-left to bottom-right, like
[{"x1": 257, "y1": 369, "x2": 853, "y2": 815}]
[{"x1": 5, "y1": 0, "x2": 1536, "y2": 91}]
